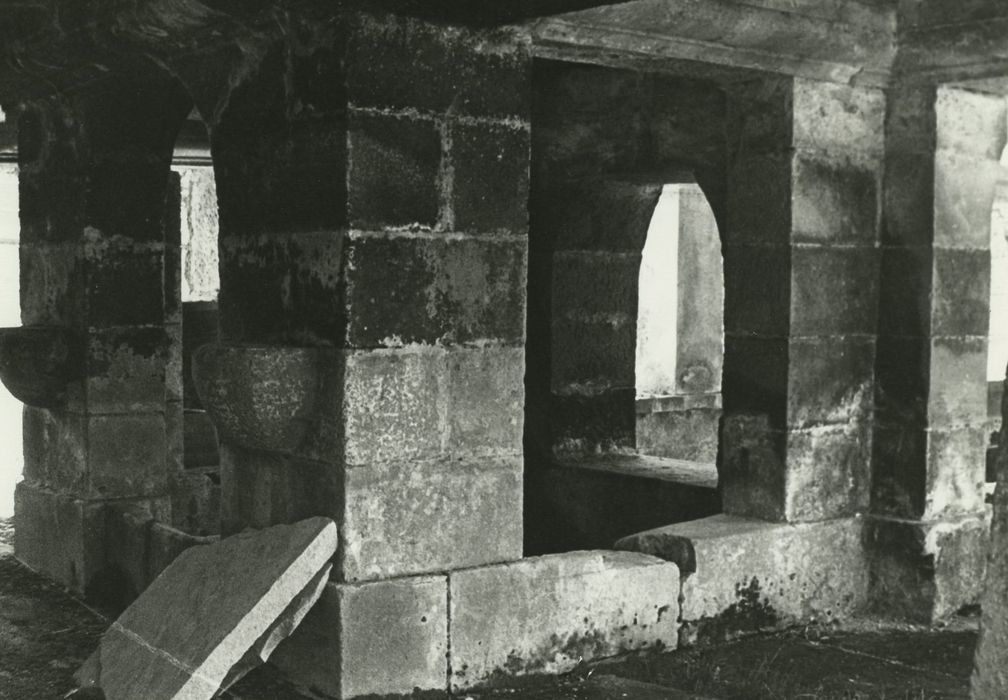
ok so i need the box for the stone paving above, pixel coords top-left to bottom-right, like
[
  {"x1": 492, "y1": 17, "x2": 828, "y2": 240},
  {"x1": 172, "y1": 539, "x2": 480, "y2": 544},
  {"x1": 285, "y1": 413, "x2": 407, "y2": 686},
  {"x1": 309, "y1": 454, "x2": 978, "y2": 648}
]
[{"x1": 0, "y1": 520, "x2": 979, "y2": 699}]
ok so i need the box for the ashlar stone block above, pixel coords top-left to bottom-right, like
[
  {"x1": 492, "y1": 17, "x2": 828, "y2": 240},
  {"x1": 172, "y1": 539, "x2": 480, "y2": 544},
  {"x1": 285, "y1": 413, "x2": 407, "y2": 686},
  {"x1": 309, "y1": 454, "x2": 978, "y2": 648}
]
[
  {"x1": 617, "y1": 514, "x2": 868, "y2": 645},
  {"x1": 449, "y1": 550, "x2": 678, "y2": 691}
]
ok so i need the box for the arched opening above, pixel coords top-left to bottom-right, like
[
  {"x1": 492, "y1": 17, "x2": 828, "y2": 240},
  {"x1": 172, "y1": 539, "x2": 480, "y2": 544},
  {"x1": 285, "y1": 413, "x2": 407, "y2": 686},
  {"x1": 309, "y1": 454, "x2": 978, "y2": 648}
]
[
  {"x1": 0, "y1": 108, "x2": 19, "y2": 519},
  {"x1": 635, "y1": 182, "x2": 724, "y2": 465}
]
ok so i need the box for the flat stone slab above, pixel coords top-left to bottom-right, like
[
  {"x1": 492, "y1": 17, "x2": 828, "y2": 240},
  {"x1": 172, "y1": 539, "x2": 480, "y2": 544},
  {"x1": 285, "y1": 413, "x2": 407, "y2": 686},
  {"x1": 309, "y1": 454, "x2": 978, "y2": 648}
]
[
  {"x1": 450, "y1": 550, "x2": 679, "y2": 691},
  {"x1": 617, "y1": 514, "x2": 868, "y2": 644},
  {"x1": 75, "y1": 517, "x2": 338, "y2": 699}
]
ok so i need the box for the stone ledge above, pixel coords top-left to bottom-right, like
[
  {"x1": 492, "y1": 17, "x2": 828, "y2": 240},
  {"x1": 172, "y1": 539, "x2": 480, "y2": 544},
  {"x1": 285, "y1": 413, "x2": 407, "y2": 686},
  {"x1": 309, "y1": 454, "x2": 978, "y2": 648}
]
[
  {"x1": 449, "y1": 550, "x2": 679, "y2": 692},
  {"x1": 616, "y1": 514, "x2": 868, "y2": 645}
]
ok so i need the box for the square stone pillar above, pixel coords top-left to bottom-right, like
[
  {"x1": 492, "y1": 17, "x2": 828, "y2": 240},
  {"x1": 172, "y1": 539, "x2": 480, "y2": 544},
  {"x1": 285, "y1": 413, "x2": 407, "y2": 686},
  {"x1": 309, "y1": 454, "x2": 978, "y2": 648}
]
[
  {"x1": 207, "y1": 12, "x2": 529, "y2": 583},
  {"x1": 721, "y1": 77, "x2": 884, "y2": 522},
  {"x1": 14, "y1": 78, "x2": 191, "y2": 595},
  {"x1": 867, "y1": 85, "x2": 1006, "y2": 621}
]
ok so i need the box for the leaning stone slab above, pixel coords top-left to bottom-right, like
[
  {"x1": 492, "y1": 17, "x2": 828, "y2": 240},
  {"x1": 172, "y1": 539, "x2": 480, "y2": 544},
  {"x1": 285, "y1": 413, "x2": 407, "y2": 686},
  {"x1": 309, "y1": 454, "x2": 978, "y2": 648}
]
[
  {"x1": 449, "y1": 550, "x2": 679, "y2": 692},
  {"x1": 74, "y1": 517, "x2": 338, "y2": 699},
  {"x1": 617, "y1": 514, "x2": 867, "y2": 645}
]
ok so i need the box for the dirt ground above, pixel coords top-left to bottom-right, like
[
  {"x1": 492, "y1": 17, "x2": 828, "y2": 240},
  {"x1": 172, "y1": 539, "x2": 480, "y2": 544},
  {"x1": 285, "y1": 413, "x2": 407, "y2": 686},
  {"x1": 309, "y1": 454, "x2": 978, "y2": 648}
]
[{"x1": 0, "y1": 520, "x2": 979, "y2": 699}]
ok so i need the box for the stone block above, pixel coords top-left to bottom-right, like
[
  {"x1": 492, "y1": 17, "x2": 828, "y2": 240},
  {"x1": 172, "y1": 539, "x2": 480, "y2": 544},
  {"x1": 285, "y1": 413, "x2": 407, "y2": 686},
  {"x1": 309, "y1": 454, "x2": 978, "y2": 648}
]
[
  {"x1": 339, "y1": 457, "x2": 522, "y2": 582},
  {"x1": 725, "y1": 77, "x2": 793, "y2": 155},
  {"x1": 13, "y1": 482, "x2": 105, "y2": 595},
  {"x1": 719, "y1": 414, "x2": 786, "y2": 521},
  {"x1": 616, "y1": 515, "x2": 868, "y2": 645},
  {"x1": 787, "y1": 336, "x2": 874, "y2": 428},
  {"x1": 725, "y1": 154, "x2": 791, "y2": 246},
  {"x1": 165, "y1": 324, "x2": 183, "y2": 404},
  {"x1": 84, "y1": 158, "x2": 173, "y2": 243},
  {"x1": 881, "y1": 150, "x2": 935, "y2": 246},
  {"x1": 785, "y1": 421, "x2": 872, "y2": 520},
  {"x1": 170, "y1": 469, "x2": 221, "y2": 537},
  {"x1": 721, "y1": 336, "x2": 788, "y2": 424},
  {"x1": 75, "y1": 518, "x2": 338, "y2": 699},
  {"x1": 22, "y1": 407, "x2": 88, "y2": 492},
  {"x1": 928, "y1": 335, "x2": 988, "y2": 426},
  {"x1": 217, "y1": 231, "x2": 346, "y2": 345},
  {"x1": 84, "y1": 327, "x2": 168, "y2": 414},
  {"x1": 272, "y1": 574, "x2": 448, "y2": 698},
  {"x1": 546, "y1": 181, "x2": 660, "y2": 253},
  {"x1": 450, "y1": 120, "x2": 530, "y2": 235},
  {"x1": 873, "y1": 335, "x2": 929, "y2": 427},
  {"x1": 722, "y1": 244, "x2": 790, "y2": 337},
  {"x1": 792, "y1": 79, "x2": 885, "y2": 156},
  {"x1": 449, "y1": 551, "x2": 679, "y2": 691},
  {"x1": 336, "y1": 348, "x2": 446, "y2": 467},
  {"x1": 636, "y1": 407, "x2": 720, "y2": 463},
  {"x1": 19, "y1": 242, "x2": 82, "y2": 326},
  {"x1": 102, "y1": 503, "x2": 155, "y2": 609},
  {"x1": 165, "y1": 400, "x2": 184, "y2": 475},
  {"x1": 347, "y1": 111, "x2": 440, "y2": 230},
  {"x1": 17, "y1": 166, "x2": 87, "y2": 245},
  {"x1": 87, "y1": 414, "x2": 167, "y2": 499},
  {"x1": 934, "y1": 150, "x2": 1002, "y2": 250},
  {"x1": 876, "y1": 245, "x2": 932, "y2": 338},
  {"x1": 791, "y1": 154, "x2": 878, "y2": 245},
  {"x1": 935, "y1": 86, "x2": 1007, "y2": 160},
  {"x1": 865, "y1": 514, "x2": 988, "y2": 622},
  {"x1": 346, "y1": 12, "x2": 529, "y2": 118},
  {"x1": 82, "y1": 239, "x2": 165, "y2": 327},
  {"x1": 551, "y1": 389, "x2": 635, "y2": 453},
  {"x1": 884, "y1": 85, "x2": 936, "y2": 154},
  {"x1": 551, "y1": 251, "x2": 640, "y2": 319},
  {"x1": 213, "y1": 116, "x2": 348, "y2": 237},
  {"x1": 219, "y1": 446, "x2": 339, "y2": 534},
  {"x1": 790, "y1": 245, "x2": 879, "y2": 336},
  {"x1": 870, "y1": 425, "x2": 928, "y2": 518},
  {"x1": 931, "y1": 248, "x2": 990, "y2": 336},
  {"x1": 343, "y1": 235, "x2": 526, "y2": 347},
  {"x1": 925, "y1": 425, "x2": 987, "y2": 519},
  {"x1": 550, "y1": 316, "x2": 635, "y2": 389},
  {"x1": 447, "y1": 346, "x2": 524, "y2": 459}
]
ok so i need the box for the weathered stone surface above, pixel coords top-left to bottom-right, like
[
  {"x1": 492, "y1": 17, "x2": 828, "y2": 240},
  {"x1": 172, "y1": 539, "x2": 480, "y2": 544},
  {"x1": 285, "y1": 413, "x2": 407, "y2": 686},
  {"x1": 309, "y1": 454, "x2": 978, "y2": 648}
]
[
  {"x1": 971, "y1": 476, "x2": 1008, "y2": 698},
  {"x1": 340, "y1": 457, "x2": 522, "y2": 581},
  {"x1": 75, "y1": 517, "x2": 338, "y2": 699},
  {"x1": 636, "y1": 407, "x2": 720, "y2": 463},
  {"x1": 193, "y1": 344, "x2": 324, "y2": 454},
  {"x1": 450, "y1": 550, "x2": 678, "y2": 691},
  {"x1": 865, "y1": 514, "x2": 989, "y2": 623},
  {"x1": 617, "y1": 514, "x2": 868, "y2": 645},
  {"x1": 272, "y1": 574, "x2": 448, "y2": 698},
  {"x1": 792, "y1": 79, "x2": 885, "y2": 156},
  {"x1": 13, "y1": 482, "x2": 106, "y2": 595},
  {"x1": 785, "y1": 422, "x2": 872, "y2": 520}
]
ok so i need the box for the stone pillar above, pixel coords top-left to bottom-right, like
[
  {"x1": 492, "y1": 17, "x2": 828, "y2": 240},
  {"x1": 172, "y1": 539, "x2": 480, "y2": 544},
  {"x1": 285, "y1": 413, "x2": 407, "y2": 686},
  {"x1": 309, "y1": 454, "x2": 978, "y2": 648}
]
[
  {"x1": 14, "y1": 75, "x2": 191, "y2": 595},
  {"x1": 720, "y1": 77, "x2": 883, "y2": 522},
  {"x1": 205, "y1": 12, "x2": 529, "y2": 582},
  {"x1": 867, "y1": 85, "x2": 1006, "y2": 621}
]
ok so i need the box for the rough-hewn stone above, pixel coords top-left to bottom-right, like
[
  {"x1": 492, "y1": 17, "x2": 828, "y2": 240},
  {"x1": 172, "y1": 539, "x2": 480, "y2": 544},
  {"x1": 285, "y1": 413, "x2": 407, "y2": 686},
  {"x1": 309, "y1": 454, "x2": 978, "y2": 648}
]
[{"x1": 450, "y1": 551, "x2": 679, "y2": 691}]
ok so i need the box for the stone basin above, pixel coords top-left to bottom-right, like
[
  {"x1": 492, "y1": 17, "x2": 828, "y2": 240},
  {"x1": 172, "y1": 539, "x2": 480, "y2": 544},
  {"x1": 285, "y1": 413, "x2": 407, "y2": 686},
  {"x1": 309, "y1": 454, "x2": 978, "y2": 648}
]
[
  {"x1": 192, "y1": 343, "x2": 324, "y2": 453},
  {"x1": 0, "y1": 326, "x2": 81, "y2": 409}
]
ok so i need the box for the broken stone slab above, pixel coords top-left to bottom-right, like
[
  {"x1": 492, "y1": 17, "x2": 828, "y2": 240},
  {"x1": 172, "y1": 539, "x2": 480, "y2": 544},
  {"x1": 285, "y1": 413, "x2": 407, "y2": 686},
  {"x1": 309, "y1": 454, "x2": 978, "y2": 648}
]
[{"x1": 74, "y1": 517, "x2": 338, "y2": 700}]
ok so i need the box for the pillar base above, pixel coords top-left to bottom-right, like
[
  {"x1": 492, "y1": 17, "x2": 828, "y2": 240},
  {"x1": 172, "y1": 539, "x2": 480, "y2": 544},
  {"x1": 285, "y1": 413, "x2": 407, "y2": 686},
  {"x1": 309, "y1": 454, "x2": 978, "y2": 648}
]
[{"x1": 865, "y1": 513, "x2": 990, "y2": 623}]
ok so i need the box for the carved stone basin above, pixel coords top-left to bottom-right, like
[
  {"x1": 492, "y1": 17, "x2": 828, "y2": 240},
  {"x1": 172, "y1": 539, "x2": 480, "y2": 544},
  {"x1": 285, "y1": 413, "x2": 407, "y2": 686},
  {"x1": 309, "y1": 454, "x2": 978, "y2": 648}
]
[
  {"x1": 0, "y1": 326, "x2": 81, "y2": 409},
  {"x1": 192, "y1": 343, "x2": 323, "y2": 453}
]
